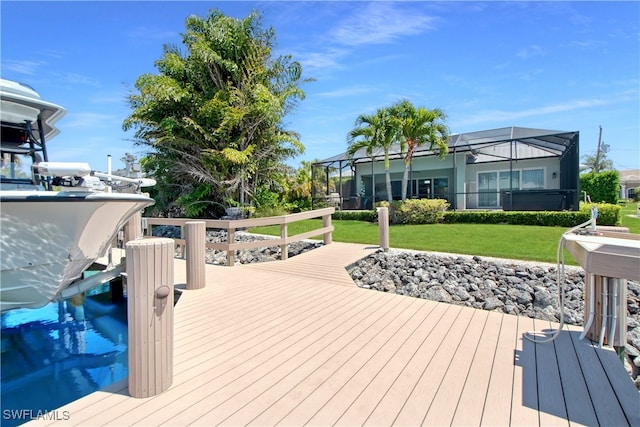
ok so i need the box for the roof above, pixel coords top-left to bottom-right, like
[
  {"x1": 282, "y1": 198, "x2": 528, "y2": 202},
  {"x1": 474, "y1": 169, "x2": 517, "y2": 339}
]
[
  {"x1": 619, "y1": 169, "x2": 640, "y2": 183},
  {"x1": 315, "y1": 126, "x2": 578, "y2": 166}
]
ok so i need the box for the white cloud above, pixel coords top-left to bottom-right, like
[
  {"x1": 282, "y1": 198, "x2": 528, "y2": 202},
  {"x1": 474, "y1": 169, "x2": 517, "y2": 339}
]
[
  {"x1": 317, "y1": 86, "x2": 376, "y2": 98},
  {"x1": 2, "y1": 60, "x2": 42, "y2": 75},
  {"x1": 456, "y1": 98, "x2": 609, "y2": 127},
  {"x1": 331, "y1": 2, "x2": 436, "y2": 46},
  {"x1": 297, "y1": 49, "x2": 348, "y2": 73}
]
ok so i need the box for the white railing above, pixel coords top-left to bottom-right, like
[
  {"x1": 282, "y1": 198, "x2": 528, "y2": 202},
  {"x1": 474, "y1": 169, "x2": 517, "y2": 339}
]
[{"x1": 143, "y1": 207, "x2": 335, "y2": 266}]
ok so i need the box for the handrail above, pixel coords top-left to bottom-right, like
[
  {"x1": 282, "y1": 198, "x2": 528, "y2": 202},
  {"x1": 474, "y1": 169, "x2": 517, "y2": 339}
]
[{"x1": 143, "y1": 207, "x2": 335, "y2": 266}]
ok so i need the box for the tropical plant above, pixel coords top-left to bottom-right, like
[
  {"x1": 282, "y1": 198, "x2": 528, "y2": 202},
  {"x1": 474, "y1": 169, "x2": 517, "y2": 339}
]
[
  {"x1": 390, "y1": 100, "x2": 449, "y2": 201},
  {"x1": 123, "y1": 9, "x2": 311, "y2": 217},
  {"x1": 581, "y1": 153, "x2": 613, "y2": 173},
  {"x1": 347, "y1": 108, "x2": 399, "y2": 206},
  {"x1": 287, "y1": 160, "x2": 312, "y2": 200}
]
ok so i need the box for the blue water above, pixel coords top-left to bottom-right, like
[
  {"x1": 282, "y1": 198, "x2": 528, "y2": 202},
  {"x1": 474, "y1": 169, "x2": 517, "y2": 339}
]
[{"x1": 1, "y1": 290, "x2": 128, "y2": 426}]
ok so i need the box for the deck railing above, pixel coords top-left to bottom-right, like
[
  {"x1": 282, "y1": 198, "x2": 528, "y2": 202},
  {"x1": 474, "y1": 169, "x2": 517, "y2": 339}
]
[{"x1": 143, "y1": 207, "x2": 335, "y2": 266}]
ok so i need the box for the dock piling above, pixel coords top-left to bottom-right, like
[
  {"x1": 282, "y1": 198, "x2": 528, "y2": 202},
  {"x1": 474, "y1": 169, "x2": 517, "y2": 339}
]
[
  {"x1": 378, "y1": 207, "x2": 389, "y2": 251},
  {"x1": 185, "y1": 221, "x2": 206, "y2": 290},
  {"x1": 126, "y1": 237, "x2": 174, "y2": 398}
]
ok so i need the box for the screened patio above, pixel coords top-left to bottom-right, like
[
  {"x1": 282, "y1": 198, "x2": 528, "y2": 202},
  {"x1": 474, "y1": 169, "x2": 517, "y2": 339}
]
[{"x1": 312, "y1": 127, "x2": 579, "y2": 211}]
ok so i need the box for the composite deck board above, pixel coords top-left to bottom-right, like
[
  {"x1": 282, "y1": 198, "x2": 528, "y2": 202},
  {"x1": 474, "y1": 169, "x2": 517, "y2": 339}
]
[
  {"x1": 30, "y1": 241, "x2": 639, "y2": 426},
  {"x1": 421, "y1": 308, "x2": 490, "y2": 425},
  {"x1": 487, "y1": 312, "x2": 535, "y2": 426},
  {"x1": 449, "y1": 310, "x2": 503, "y2": 426},
  {"x1": 332, "y1": 301, "x2": 451, "y2": 426},
  {"x1": 303, "y1": 299, "x2": 442, "y2": 426},
  {"x1": 533, "y1": 319, "x2": 570, "y2": 426},
  {"x1": 553, "y1": 324, "x2": 599, "y2": 426},
  {"x1": 569, "y1": 324, "x2": 633, "y2": 426},
  {"x1": 362, "y1": 304, "x2": 468, "y2": 426}
]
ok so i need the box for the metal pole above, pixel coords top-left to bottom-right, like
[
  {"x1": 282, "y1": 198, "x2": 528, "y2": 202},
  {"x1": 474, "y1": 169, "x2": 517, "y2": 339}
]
[{"x1": 595, "y1": 125, "x2": 603, "y2": 173}]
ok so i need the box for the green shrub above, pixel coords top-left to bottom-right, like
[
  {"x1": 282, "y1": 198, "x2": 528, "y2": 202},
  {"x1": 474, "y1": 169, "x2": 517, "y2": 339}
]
[
  {"x1": 441, "y1": 210, "x2": 589, "y2": 227},
  {"x1": 332, "y1": 210, "x2": 377, "y2": 221},
  {"x1": 579, "y1": 170, "x2": 619, "y2": 204},
  {"x1": 394, "y1": 199, "x2": 450, "y2": 224},
  {"x1": 580, "y1": 202, "x2": 621, "y2": 226},
  {"x1": 440, "y1": 204, "x2": 620, "y2": 227}
]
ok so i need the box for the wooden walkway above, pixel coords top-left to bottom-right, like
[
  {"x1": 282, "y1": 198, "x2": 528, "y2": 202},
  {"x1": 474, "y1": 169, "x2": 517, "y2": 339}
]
[{"x1": 31, "y1": 242, "x2": 639, "y2": 426}]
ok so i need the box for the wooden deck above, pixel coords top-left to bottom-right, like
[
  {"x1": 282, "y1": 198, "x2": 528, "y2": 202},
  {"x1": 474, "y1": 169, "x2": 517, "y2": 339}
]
[{"x1": 31, "y1": 242, "x2": 639, "y2": 426}]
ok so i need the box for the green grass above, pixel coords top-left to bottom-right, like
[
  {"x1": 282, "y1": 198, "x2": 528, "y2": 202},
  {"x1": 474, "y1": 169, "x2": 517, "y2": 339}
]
[
  {"x1": 250, "y1": 205, "x2": 640, "y2": 265},
  {"x1": 620, "y1": 202, "x2": 640, "y2": 234}
]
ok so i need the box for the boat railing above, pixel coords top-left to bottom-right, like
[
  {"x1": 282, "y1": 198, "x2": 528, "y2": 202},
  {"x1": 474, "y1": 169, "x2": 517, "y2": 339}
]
[{"x1": 143, "y1": 207, "x2": 335, "y2": 266}]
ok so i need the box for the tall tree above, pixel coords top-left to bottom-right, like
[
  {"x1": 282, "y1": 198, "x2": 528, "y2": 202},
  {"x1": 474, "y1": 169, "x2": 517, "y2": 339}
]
[
  {"x1": 123, "y1": 10, "x2": 310, "y2": 216},
  {"x1": 347, "y1": 108, "x2": 399, "y2": 206},
  {"x1": 390, "y1": 100, "x2": 449, "y2": 201},
  {"x1": 581, "y1": 153, "x2": 613, "y2": 173}
]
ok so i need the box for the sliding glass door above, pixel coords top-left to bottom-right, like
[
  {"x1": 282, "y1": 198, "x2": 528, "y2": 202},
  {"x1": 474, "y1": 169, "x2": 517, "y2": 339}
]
[{"x1": 478, "y1": 171, "x2": 520, "y2": 207}]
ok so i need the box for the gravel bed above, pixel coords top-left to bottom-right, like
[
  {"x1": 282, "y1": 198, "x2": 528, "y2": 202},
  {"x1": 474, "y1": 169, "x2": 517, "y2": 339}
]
[{"x1": 151, "y1": 226, "x2": 323, "y2": 265}]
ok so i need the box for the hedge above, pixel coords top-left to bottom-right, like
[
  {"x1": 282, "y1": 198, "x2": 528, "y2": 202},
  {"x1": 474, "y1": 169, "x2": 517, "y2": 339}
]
[
  {"x1": 442, "y1": 203, "x2": 619, "y2": 227},
  {"x1": 332, "y1": 202, "x2": 620, "y2": 227},
  {"x1": 332, "y1": 210, "x2": 377, "y2": 222},
  {"x1": 579, "y1": 170, "x2": 619, "y2": 204}
]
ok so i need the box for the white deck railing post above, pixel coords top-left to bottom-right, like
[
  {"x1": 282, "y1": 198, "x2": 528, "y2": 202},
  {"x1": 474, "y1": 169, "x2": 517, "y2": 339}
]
[
  {"x1": 185, "y1": 221, "x2": 206, "y2": 290},
  {"x1": 280, "y1": 223, "x2": 288, "y2": 260},
  {"x1": 378, "y1": 207, "x2": 389, "y2": 252},
  {"x1": 323, "y1": 213, "x2": 332, "y2": 245},
  {"x1": 226, "y1": 227, "x2": 235, "y2": 266},
  {"x1": 126, "y1": 238, "x2": 174, "y2": 398}
]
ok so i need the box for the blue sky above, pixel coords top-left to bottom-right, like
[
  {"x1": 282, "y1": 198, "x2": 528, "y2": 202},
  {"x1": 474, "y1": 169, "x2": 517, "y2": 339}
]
[{"x1": 2, "y1": 1, "x2": 638, "y2": 172}]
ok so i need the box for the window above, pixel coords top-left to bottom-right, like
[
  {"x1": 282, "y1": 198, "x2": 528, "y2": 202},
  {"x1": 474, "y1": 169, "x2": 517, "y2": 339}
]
[
  {"x1": 522, "y1": 169, "x2": 544, "y2": 189},
  {"x1": 478, "y1": 172, "x2": 498, "y2": 207},
  {"x1": 410, "y1": 177, "x2": 449, "y2": 200},
  {"x1": 478, "y1": 169, "x2": 543, "y2": 207},
  {"x1": 411, "y1": 179, "x2": 432, "y2": 198},
  {"x1": 499, "y1": 171, "x2": 519, "y2": 190},
  {"x1": 433, "y1": 178, "x2": 449, "y2": 199}
]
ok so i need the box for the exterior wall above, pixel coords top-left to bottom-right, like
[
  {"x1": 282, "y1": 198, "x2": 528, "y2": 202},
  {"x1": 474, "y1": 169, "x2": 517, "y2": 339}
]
[
  {"x1": 464, "y1": 157, "x2": 560, "y2": 209},
  {"x1": 354, "y1": 154, "x2": 561, "y2": 210},
  {"x1": 354, "y1": 155, "x2": 455, "y2": 206}
]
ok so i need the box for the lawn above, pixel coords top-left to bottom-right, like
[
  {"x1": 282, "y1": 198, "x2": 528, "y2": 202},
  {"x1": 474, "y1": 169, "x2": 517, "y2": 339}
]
[
  {"x1": 620, "y1": 202, "x2": 640, "y2": 233},
  {"x1": 250, "y1": 203, "x2": 640, "y2": 265}
]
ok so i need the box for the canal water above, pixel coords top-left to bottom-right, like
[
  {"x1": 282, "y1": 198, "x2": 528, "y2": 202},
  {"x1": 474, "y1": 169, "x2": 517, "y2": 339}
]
[{"x1": 1, "y1": 285, "x2": 127, "y2": 426}]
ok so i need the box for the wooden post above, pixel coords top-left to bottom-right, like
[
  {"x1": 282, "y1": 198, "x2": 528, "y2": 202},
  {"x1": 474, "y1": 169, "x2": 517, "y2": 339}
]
[
  {"x1": 124, "y1": 211, "x2": 142, "y2": 242},
  {"x1": 185, "y1": 221, "x2": 206, "y2": 290},
  {"x1": 226, "y1": 227, "x2": 235, "y2": 266},
  {"x1": 378, "y1": 207, "x2": 389, "y2": 251},
  {"x1": 126, "y1": 238, "x2": 174, "y2": 398},
  {"x1": 280, "y1": 223, "x2": 288, "y2": 261},
  {"x1": 323, "y1": 213, "x2": 332, "y2": 245}
]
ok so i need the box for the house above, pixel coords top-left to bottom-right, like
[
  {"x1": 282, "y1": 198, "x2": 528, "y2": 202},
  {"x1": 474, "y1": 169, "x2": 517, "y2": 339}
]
[
  {"x1": 313, "y1": 126, "x2": 580, "y2": 211},
  {"x1": 619, "y1": 169, "x2": 640, "y2": 200}
]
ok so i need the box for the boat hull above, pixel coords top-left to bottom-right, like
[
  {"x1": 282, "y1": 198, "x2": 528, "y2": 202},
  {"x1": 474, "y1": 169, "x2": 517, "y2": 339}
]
[{"x1": 0, "y1": 190, "x2": 154, "y2": 311}]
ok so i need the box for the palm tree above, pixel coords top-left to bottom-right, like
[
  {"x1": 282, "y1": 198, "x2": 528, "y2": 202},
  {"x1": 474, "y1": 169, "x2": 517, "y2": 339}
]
[
  {"x1": 390, "y1": 100, "x2": 449, "y2": 201},
  {"x1": 581, "y1": 153, "x2": 613, "y2": 173},
  {"x1": 347, "y1": 108, "x2": 398, "y2": 207}
]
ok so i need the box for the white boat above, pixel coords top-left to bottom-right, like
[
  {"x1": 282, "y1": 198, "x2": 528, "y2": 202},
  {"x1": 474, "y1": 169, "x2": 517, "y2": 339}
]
[{"x1": 0, "y1": 79, "x2": 154, "y2": 311}]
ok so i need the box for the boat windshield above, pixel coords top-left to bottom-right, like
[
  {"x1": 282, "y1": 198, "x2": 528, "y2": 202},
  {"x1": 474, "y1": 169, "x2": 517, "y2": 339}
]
[{"x1": 0, "y1": 151, "x2": 43, "y2": 190}]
